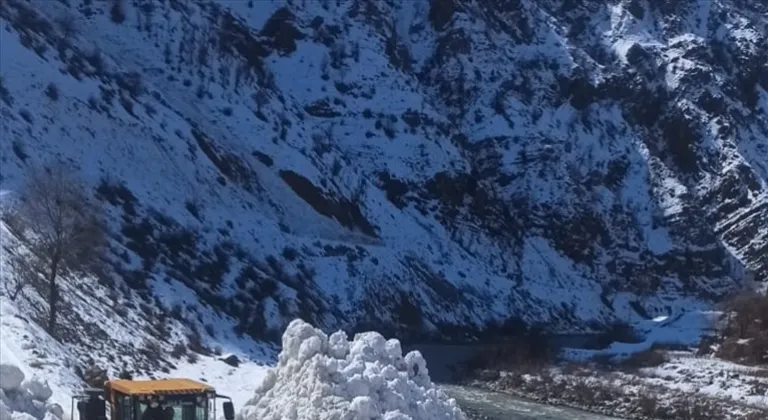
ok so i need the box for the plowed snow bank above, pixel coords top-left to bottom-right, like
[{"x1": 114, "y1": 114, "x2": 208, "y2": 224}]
[
  {"x1": 0, "y1": 363, "x2": 63, "y2": 420},
  {"x1": 238, "y1": 320, "x2": 466, "y2": 420}
]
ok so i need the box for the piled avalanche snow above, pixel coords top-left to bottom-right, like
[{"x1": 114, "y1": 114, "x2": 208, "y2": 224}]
[
  {"x1": 0, "y1": 363, "x2": 63, "y2": 420},
  {"x1": 238, "y1": 320, "x2": 466, "y2": 420}
]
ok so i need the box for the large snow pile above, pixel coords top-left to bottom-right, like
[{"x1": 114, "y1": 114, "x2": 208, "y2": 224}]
[
  {"x1": 238, "y1": 320, "x2": 466, "y2": 420},
  {"x1": 0, "y1": 363, "x2": 63, "y2": 420}
]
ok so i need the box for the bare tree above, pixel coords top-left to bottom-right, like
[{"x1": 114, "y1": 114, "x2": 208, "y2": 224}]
[
  {"x1": 721, "y1": 290, "x2": 768, "y2": 338},
  {"x1": 56, "y1": 13, "x2": 78, "y2": 47},
  {"x1": 1, "y1": 197, "x2": 27, "y2": 300},
  {"x1": 252, "y1": 89, "x2": 269, "y2": 114},
  {"x1": 2, "y1": 248, "x2": 34, "y2": 301},
  {"x1": 0, "y1": 279, "x2": 25, "y2": 300},
  {"x1": 6, "y1": 163, "x2": 107, "y2": 338},
  {"x1": 320, "y1": 55, "x2": 330, "y2": 81}
]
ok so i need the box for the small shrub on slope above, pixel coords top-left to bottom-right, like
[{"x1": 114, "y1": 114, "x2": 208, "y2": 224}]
[
  {"x1": 717, "y1": 290, "x2": 768, "y2": 365},
  {"x1": 110, "y1": 1, "x2": 126, "y2": 24},
  {"x1": 44, "y1": 83, "x2": 59, "y2": 101}
]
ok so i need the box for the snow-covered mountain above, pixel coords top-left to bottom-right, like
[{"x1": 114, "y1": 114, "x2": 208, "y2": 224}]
[{"x1": 1, "y1": 0, "x2": 766, "y2": 359}]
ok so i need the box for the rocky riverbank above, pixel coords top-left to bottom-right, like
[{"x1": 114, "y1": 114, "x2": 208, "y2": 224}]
[{"x1": 463, "y1": 355, "x2": 768, "y2": 420}]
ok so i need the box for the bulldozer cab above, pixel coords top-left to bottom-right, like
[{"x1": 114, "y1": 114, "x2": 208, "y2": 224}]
[{"x1": 73, "y1": 379, "x2": 234, "y2": 420}]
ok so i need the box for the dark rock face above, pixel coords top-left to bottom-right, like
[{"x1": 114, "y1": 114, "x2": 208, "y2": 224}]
[
  {"x1": 279, "y1": 170, "x2": 378, "y2": 238},
  {"x1": 218, "y1": 354, "x2": 241, "y2": 367},
  {"x1": 416, "y1": 0, "x2": 767, "y2": 284},
  {"x1": 0, "y1": 0, "x2": 766, "y2": 343},
  {"x1": 260, "y1": 7, "x2": 305, "y2": 55}
]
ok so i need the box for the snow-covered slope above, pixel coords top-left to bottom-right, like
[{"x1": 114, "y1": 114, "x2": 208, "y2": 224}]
[
  {"x1": 0, "y1": 289, "x2": 272, "y2": 419},
  {"x1": 0, "y1": 0, "x2": 766, "y2": 357}
]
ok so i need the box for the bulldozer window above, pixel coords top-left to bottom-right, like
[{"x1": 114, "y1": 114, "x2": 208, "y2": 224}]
[
  {"x1": 113, "y1": 395, "x2": 133, "y2": 420},
  {"x1": 136, "y1": 400, "x2": 207, "y2": 420},
  {"x1": 179, "y1": 401, "x2": 207, "y2": 420}
]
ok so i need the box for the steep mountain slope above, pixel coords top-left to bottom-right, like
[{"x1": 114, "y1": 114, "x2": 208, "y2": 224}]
[
  {"x1": 0, "y1": 220, "x2": 273, "y2": 410},
  {"x1": 1, "y1": 0, "x2": 766, "y2": 351}
]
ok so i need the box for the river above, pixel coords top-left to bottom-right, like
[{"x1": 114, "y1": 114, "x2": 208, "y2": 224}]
[
  {"x1": 409, "y1": 343, "x2": 625, "y2": 420},
  {"x1": 441, "y1": 384, "x2": 622, "y2": 420}
]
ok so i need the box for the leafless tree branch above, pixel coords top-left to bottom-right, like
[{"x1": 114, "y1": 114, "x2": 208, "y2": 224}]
[{"x1": 10, "y1": 162, "x2": 108, "y2": 338}]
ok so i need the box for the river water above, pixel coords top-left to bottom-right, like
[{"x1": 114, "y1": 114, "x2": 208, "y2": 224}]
[
  {"x1": 440, "y1": 384, "x2": 623, "y2": 420},
  {"x1": 409, "y1": 343, "x2": 625, "y2": 420}
]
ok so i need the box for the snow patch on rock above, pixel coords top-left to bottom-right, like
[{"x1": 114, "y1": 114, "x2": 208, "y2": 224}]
[
  {"x1": 238, "y1": 320, "x2": 466, "y2": 420},
  {"x1": 21, "y1": 379, "x2": 53, "y2": 402},
  {"x1": 0, "y1": 365, "x2": 25, "y2": 392},
  {"x1": 0, "y1": 364, "x2": 61, "y2": 420}
]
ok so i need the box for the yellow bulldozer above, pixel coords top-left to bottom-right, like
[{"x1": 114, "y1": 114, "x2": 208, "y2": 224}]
[{"x1": 71, "y1": 379, "x2": 234, "y2": 420}]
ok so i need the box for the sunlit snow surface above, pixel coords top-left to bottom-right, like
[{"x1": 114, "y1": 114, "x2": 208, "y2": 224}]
[
  {"x1": 238, "y1": 319, "x2": 466, "y2": 420},
  {"x1": 562, "y1": 310, "x2": 719, "y2": 361}
]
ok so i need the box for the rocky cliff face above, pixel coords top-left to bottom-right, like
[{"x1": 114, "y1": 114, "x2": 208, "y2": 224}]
[{"x1": 0, "y1": 0, "x2": 766, "y2": 344}]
